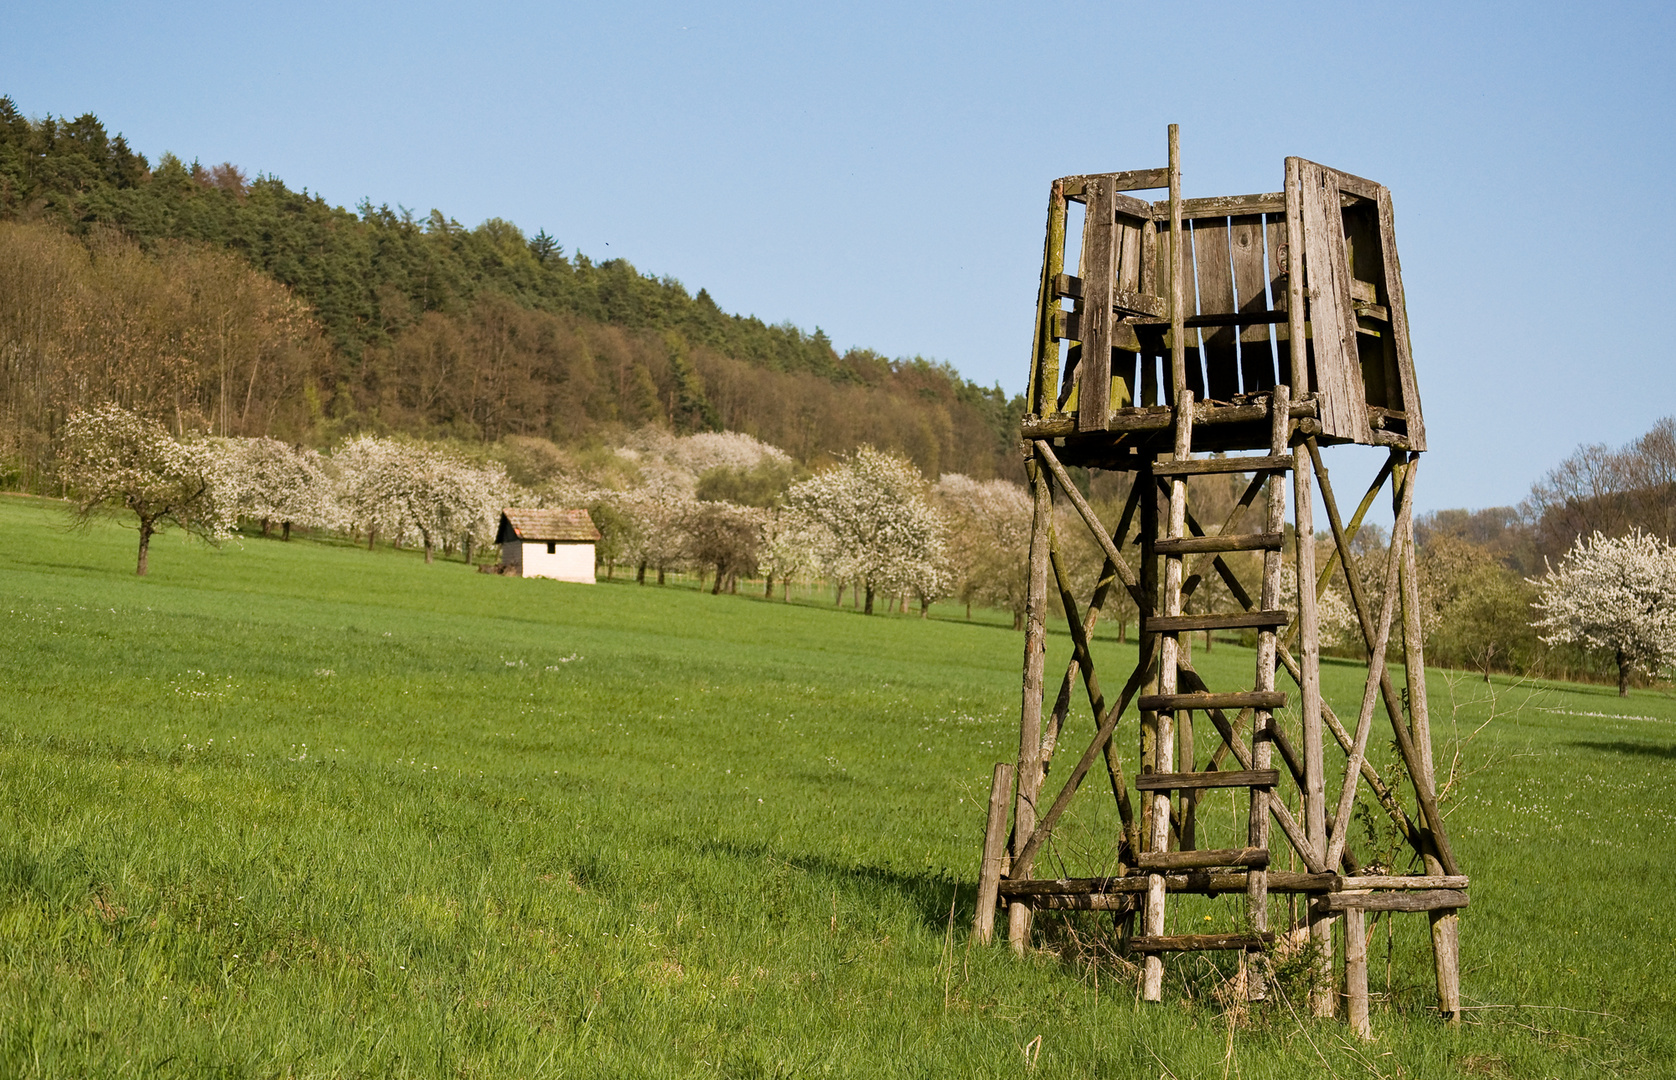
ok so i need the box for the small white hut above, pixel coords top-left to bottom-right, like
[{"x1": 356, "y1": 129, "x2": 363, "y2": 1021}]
[{"x1": 494, "y1": 509, "x2": 600, "y2": 583}]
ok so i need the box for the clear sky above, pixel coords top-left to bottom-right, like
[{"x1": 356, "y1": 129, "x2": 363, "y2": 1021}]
[{"x1": 6, "y1": 1, "x2": 1673, "y2": 513}]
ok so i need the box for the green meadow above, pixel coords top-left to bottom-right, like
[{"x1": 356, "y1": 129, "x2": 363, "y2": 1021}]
[{"x1": 2, "y1": 492, "x2": 1673, "y2": 1078}]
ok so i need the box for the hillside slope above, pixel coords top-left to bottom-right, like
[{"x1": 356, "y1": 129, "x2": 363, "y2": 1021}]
[{"x1": 0, "y1": 98, "x2": 1023, "y2": 480}]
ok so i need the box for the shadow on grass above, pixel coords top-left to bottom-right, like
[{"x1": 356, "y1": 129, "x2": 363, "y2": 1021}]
[
  {"x1": 692, "y1": 837, "x2": 976, "y2": 933},
  {"x1": 1567, "y1": 739, "x2": 1676, "y2": 761}
]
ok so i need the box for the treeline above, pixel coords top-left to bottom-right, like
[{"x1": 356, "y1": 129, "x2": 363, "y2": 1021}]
[{"x1": 0, "y1": 98, "x2": 1024, "y2": 484}]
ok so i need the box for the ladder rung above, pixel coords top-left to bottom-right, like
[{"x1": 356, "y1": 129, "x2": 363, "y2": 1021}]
[
  {"x1": 1139, "y1": 690, "x2": 1287, "y2": 712},
  {"x1": 1135, "y1": 769, "x2": 1280, "y2": 792},
  {"x1": 1130, "y1": 932, "x2": 1275, "y2": 953},
  {"x1": 1135, "y1": 847, "x2": 1269, "y2": 871},
  {"x1": 1147, "y1": 610, "x2": 1288, "y2": 632},
  {"x1": 1152, "y1": 454, "x2": 1293, "y2": 477},
  {"x1": 1154, "y1": 532, "x2": 1284, "y2": 555}
]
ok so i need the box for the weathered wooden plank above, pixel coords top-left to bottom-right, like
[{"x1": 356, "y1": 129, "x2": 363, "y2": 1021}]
[
  {"x1": 1175, "y1": 222, "x2": 1204, "y2": 400},
  {"x1": 1316, "y1": 889, "x2": 1469, "y2": 913},
  {"x1": 1029, "y1": 181, "x2": 1069, "y2": 416},
  {"x1": 1152, "y1": 453, "x2": 1293, "y2": 476},
  {"x1": 1327, "y1": 167, "x2": 1381, "y2": 201},
  {"x1": 1051, "y1": 275, "x2": 1167, "y2": 320},
  {"x1": 1340, "y1": 875, "x2": 1469, "y2": 890},
  {"x1": 1077, "y1": 178, "x2": 1116, "y2": 432},
  {"x1": 1000, "y1": 870, "x2": 1336, "y2": 896},
  {"x1": 1377, "y1": 186, "x2": 1425, "y2": 449},
  {"x1": 1108, "y1": 167, "x2": 1170, "y2": 192},
  {"x1": 973, "y1": 762, "x2": 1015, "y2": 944},
  {"x1": 1298, "y1": 159, "x2": 1371, "y2": 442},
  {"x1": 1024, "y1": 893, "x2": 1136, "y2": 911},
  {"x1": 1194, "y1": 215, "x2": 1240, "y2": 400},
  {"x1": 1132, "y1": 932, "x2": 1275, "y2": 952},
  {"x1": 1150, "y1": 192, "x2": 1287, "y2": 217},
  {"x1": 1114, "y1": 289, "x2": 1167, "y2": 318},
  {"x1": 1116, "y1": 214, "x2": 1145, "y2": 293},
  {"x1": 1146, "y1": 610, "x2": 1288, "y2": 633},
  {"x1": 1266, "y1": 212, "x2": 1292, "y2": 386},
  {"x1": 1230, "y1": 213, "x2": 1275, "y2": 393},
  {"x1": 1139, "y1": 689, "x2": 1287, "y2": 711},
  {"x1": 1153, "y1": 532, "x2": 1283, "y2": 555},
  {"x1": 1135, "y1": 769, "x2": 1279, "y2": 791}
]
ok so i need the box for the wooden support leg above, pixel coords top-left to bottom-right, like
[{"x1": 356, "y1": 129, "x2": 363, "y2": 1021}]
[
  {"x1": 1392, "y1": 458, "x2": 1464, "y2": 1023},
  {"x1": 1430, "y1": 910, "x2": 1461, "y2": 1023},
  {"x1": 1291, "y1": 418, "x2": 1334, "y2": 1017},
  {"x1": 974, "y1": 762, "x2": 1014, "y2": 944},
  {"x1": 1346, "y1": 905, "x2": 1371, "y2": 1038},
  {"x1": 1009, "y1": 450, "x2": 1054, "y2": 955}
]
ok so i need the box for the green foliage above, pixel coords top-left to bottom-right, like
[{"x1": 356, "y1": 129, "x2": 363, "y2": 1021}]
[
  {"x1": 4, "y1": 494, "x2": 1676, "y2": 1076},
  {"x1": 694, "y1": 460, "x2": 801, "y2": 508}
]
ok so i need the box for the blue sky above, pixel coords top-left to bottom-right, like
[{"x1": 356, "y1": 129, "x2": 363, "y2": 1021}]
[{"x1": 6, "y1": 1, "x2": 1673, "y2": 512}]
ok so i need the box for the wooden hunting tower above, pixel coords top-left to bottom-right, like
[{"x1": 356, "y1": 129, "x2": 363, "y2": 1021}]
[{"x1": 972, "y1": 126, "x2": 1465, "y2": 1036}]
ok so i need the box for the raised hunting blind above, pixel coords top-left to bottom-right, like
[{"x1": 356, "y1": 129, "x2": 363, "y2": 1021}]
[{"x1": 972, "y1": 126, "x2": 1464, "y2": 1037}]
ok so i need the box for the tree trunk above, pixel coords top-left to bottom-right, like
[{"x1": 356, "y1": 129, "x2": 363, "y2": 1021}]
[
  {"x1": 136, "y1": 519, "x2": 155, "y2": 576},
  {"x1": 368, "y1": 527, "x2": 377, "y2": 551},
  {"x1": 864, "y1": 586, "x2": 875, "y2": 615},
  {"x1": 637, "y1": 561, "x2": 647, "y2": 585},
  {"x1": 1204, "y1": 629, "x2": 1213, "y2": 652},
  {"x1": 463, "y1": 535, "x2": 473, "y2": 564},
  {"x1": 657, "y1": 566, "x2": 665, "y2": 586},
  {"x1": 713, "y1": 562, "x2": 725, "y2": 595},
  {"x1": 424, "y1": 541, "x2": 434, "y2": 564},
  {"x1": 260, "y1": 517, "x2": 271, "y2": 537},
  {"x1": 765, "y1": 574, "x2": 774, "y2": 598},
  {"x1": 920, "y1": 596, "x2": 930, "y2": 618},
  {"x1": 783, "y1": 580, "x2": 790, "y2": 601},
  {"x1": 966, "y1": 600, "x2": 972, "y2": 620},
  {"x1": 1619, "y1": 648, "x2": 1631, "y2": 697},
  {"x1": 835, "y1": 583, "x2": 844, "y2": 606},
  {"x1": 282, "y1": 521, "x2": 291, "y2": 542},
  {"x1": 1012, "y1": 609, "x2": 1024, "y2": 631}
]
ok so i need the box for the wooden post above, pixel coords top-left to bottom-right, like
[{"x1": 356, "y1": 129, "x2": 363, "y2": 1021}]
[
  {"x1": 1394, "y1": 454, "x2": 1462, "y2": 1022},
  {"x1": 1344, "y1": 903, "x2": 1371, "y2": 1038},
  {"x1": 1168, "y1": 124, "x2": 1185, "y2": 406},
  {"x1": 1143, "y1": 390, "x2": 1193, "y2": 1002},
  {"x1": 1009, "y1": 450, "x2": 1054, "y2": 954},
  {"x1": 1247, "y1": 383, "x2": 1289, "y2": 1001},
  {"x1": 1285, "y1": 156, "x2": 1334, "y2": 1017},
  {"x1": 974, "y1": 762, "x2": 1015, "y2": 944}
]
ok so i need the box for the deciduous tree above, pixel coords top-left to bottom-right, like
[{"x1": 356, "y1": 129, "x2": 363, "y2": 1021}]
[
  {"x1": 60, "y1": 402, "x2": 234, "y2": 575},
  {"x1": 1530, "y1": 529, "x2": 1676, "y2": 695}
]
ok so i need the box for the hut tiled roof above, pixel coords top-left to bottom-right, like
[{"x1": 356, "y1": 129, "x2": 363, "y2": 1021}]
[{"x1": 495, "y1": 508, "x2": 601, "y2": 544}]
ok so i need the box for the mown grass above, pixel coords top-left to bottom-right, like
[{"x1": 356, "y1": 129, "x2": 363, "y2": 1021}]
[{"x1": 2, "y1": 492, "x2": 1673, "y2": 1078}]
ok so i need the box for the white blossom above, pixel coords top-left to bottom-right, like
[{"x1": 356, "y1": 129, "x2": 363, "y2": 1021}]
[
  {"x1": 1531, "y1": 529, "x2": 1676, "y2": 695},
  {"x1": 59, "y1": 402, "x2": 235, "y2": 575},
  {"x1": 208, "y1": 436, "x2": 336, "y2": 537},
  {"x1": 787, "y1": 447, "x2": 948, "y2": 614}
]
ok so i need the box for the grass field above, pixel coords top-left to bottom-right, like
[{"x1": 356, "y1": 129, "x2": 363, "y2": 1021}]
[{"x1": 3, "y1": 492, "x2": 1674, "y2": 1078}]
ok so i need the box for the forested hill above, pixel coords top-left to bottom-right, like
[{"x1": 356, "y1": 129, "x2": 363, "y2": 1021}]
[{"x1": 0, "y1": 98, "x2": 1024, "y2": 480}]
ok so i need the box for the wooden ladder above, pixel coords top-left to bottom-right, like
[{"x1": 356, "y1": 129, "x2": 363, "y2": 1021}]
[{"x1": 1134, "y1": 384, "x2": 1294, "y2": 1001}]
